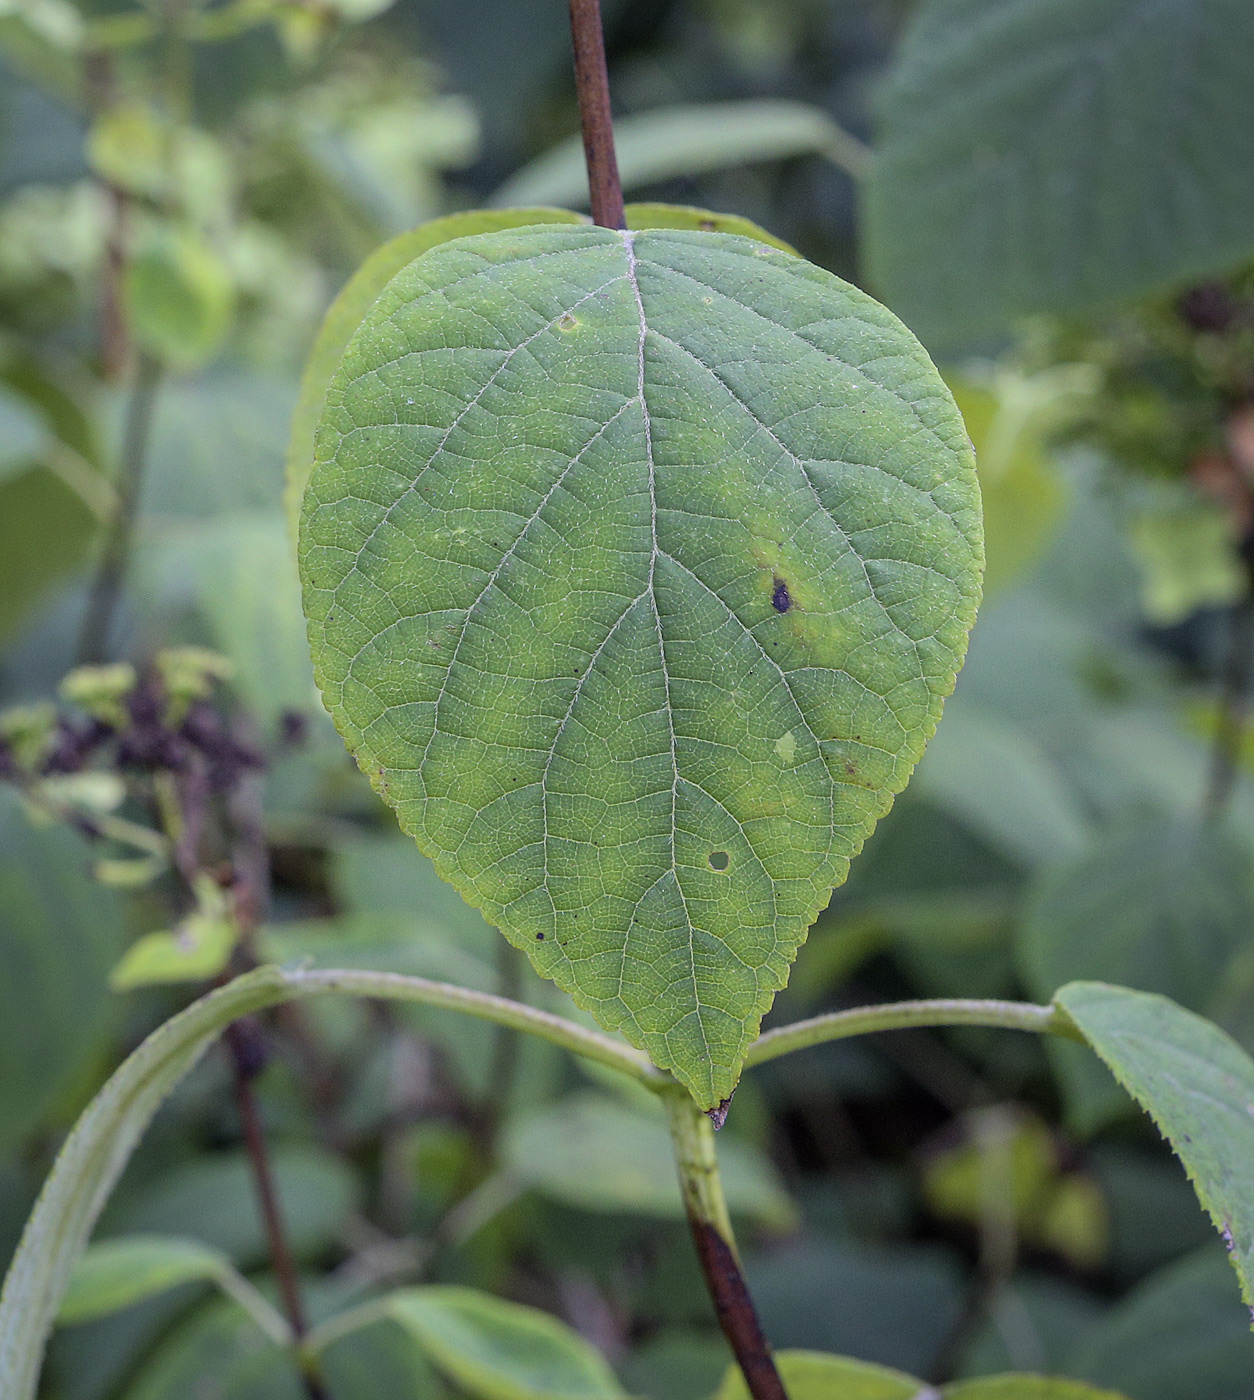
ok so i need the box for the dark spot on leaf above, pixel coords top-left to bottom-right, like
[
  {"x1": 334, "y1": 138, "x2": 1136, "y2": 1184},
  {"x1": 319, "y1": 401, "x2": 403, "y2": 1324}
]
[
  {"x1": 706, "y1": 1095, "x2": 732, "y2": 1129},
  {"x1": 559, "y1": 314, "x2": 578, "y2": 330},
  {"x1": 699, "y1": 220, "x2": 716, "y2": 231},
  {"x1": 536, "y1": 932, "x2": 545, "y2": 940},
  {"x1": 709, "y1": 850, "x2": 730, "y2": 871},
  {"x1": 771, "y1": 578, "x2": 791, "y2": 612}
]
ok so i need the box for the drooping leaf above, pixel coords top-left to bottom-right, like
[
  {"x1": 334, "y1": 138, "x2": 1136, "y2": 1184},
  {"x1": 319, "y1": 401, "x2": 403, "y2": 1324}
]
[
  {"x1": 492, "y1": 102, "x2": 867, "y2": 209},
  {"x1": 714, "y1": 1349, "x2": 920, "y2": 1400},
  {"x1": 1055, "y1": 981, "x2": 1254, "y2": 1313},
  {"x1": 109, "y1": 914, "x2": 238, "y2": 990},
  {"x1": 285, "y1": 208, "x2": 588, "y2": 535},
  {"x1": 385, "y1": 1285, "x2": 627, "y2": 1400},
  {"x1": 0, "y1": 791, "x2": 124, "y2": 1156},
  {"x1": 299, "y1": 223, "x2": 981, "y2": 1105},
  {"x1": 57, "y1": 1236, "x2": 287, "y2": 1343},
  {"x1": 501, "y1": 1092, "x2": 796, "y2": 1229},
  {"x1": 865, "y1": 0, "x2": 1254, "y2": 349}
]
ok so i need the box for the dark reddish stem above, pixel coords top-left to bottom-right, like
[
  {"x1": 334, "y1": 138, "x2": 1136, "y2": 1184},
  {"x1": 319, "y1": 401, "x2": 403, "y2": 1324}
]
[
  {"x1": 226, "y1": 1023, "x2": 331, "y2": 1400},
  {"x1": 687, "y1": 1218, "x2": 788, "y2": 1400},
  {"x1": 568, "y1": 0, "x2": 625, "y2": 229}
]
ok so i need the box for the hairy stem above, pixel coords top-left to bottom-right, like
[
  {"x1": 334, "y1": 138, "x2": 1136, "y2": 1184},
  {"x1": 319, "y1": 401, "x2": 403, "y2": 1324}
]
[
  {"x1": 225, "y1": 1023, "x2": 331, "y2": 1400},
  {"x1": 663, "y1": 1090, "x2": 788, "y2": 1400},
  {"x1": 76, "y1": 352, "x2": 162, "y2": 664},
  {"x1": 745, "y1": 998, "x2": 1077, "y2": 1068},
  {"x1": 568, "y1": 0, "x2": 624, "y2": 229}
]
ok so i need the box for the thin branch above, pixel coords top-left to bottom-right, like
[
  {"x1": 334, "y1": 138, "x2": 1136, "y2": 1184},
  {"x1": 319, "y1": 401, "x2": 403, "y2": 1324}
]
[
  {"x1": 568, "y1": 0, "x2": 624, "y2": 229},
  {"x1": 76, "y1": 353, "x2": 162, "y2": 664},
  {"x1": 663, "y1": 1090, "x2": 787, "y2": 1400},
  {"x1": 744, "y1": 998, "x2": 1075, "y2": 1068}
]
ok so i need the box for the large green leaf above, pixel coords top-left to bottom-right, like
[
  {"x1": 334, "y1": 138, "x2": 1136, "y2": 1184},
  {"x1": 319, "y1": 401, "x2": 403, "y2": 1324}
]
[
  {"x1": 299, "y1": 223, "x2": 981, "y2": 1105},
  {"x1": 285, "y1": 205, "x2": 794, "y2": 537},
  {"x1": 865, "y1": 0, "x2": 1254, "y2": 349},
  {"x1": 385, "y1": 1286, "x2": 626, "y2": 1400},
  {"x1": 285, "y1": 208, "x2": 588, "y2": 535},
  {"x1": 1055, "y1": 981, "x2": 1254, "y2": 1314},
  {"x1": 0, "y1": 793, "x2": 124, "y2": 1156},
  {"x1": 0, "y1": 464, "x2": 97, "y2": 642}
]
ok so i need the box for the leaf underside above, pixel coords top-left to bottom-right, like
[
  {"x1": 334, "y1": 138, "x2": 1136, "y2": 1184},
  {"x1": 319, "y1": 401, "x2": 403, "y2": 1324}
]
[{"x1": 300, "y1": 224, "x2": 981, "y2": 1105}]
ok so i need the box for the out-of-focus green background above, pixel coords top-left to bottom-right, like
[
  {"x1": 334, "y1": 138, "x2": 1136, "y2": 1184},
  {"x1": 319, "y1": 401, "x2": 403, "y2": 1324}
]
[{"x1": 3, "y1": 1, "x2": 1254, "y2": 1396}]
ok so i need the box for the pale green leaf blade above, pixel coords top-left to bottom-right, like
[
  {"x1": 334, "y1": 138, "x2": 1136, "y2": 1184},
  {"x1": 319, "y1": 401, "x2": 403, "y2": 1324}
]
[
  {"x1": 299, "y1": 223, "x2": 982, "y2": 1106},
  {"x1": 386, "y1": 1285, "x2": 626, "y2": 1400},
  {"x1": 1055, "y1": 981, "x2": 1254, "y2": 1314},
  {"x1": 491, "y1": 102, "x2": 868, "y2": 209},
  {"x1": 865, "y1": 0, "x2": 1254, "y2": 349},
  {"x1": 285, "y1": 208, "x2": 588, "y2": 535},
  {"x1": 58, "y1": 1236, "x2": 228, "y2": 1324},
  {"x1": 943, "y1": 1380, "x2": 1128, "y2": 1400},
  {"x1": 713, "y1": 1349, "x2": 922, "y2": 1400},
  {"x1": 501, "y1": 1092, "x2": 796, "y2": 1229},
  {"x1": 624, "y1": 204, "x2": 798, "y2": 254}
]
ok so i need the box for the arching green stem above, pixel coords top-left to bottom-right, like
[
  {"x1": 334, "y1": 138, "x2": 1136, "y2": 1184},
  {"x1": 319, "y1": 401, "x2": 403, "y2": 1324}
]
[{"x1": 745, "y1": 997, "x2": 1081, "y2": 1069}]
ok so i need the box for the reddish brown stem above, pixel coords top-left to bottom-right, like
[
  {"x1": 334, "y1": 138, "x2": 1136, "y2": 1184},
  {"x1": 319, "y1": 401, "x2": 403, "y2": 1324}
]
[
  {"x1": 226, "y1": 1023, "x2": 331, "y2": 1400},
  {"x1": 568, "y1": 0, "x2": 625, "y2": 229},
  {"x1": 687, "y1": 1217, "x2": 788, "y2": 1400}
]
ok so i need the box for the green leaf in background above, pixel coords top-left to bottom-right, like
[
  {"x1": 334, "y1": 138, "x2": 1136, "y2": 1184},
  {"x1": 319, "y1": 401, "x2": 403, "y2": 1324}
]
[
  {"x1": 109, "y1": 910, "x2": 238, "y2": 990},
  {"x1": 300, "y1": 223, "x2": 981, "y2": 1106},
  {"x1": 502, "y1": 1092, "x2": 797, "y2": 1229},
  {"x1": 385, "y1": 1285, "x2": 626, "y2": 1400},
  {"x1": 1069, "y1": 1246, "x2": 1254, "y2": 1400},
  {"x1": 125, "y1": 227, "x2": 235, "y2": 369},
  {"x1": 1022, "y1": 820, "x2": 1254, "y2": 1133},
  {"x1": 1021, "y1": 821, "x2": 1254, "y2": 1014},
  {"x1": 0, "y1": 464, "x2": 98, "y2": 642},
  {"x1": 865, "y1": 0, "x2": 1254, "y2": 349},
  {"x1": 624, "y1": 204, "x2": 797, "y2": 254},
  {"x1": 714, "y1": 1350, "x2": 919, "y2": 1400},
  {"x1": 946, "y1": 370, "x2": 1082, "y2": 598},
  {"x1": 0, "y1": 380, "x2": 46, "y2": 480},
  {"x1": 57, "y1": 1236, "x2": 288, "y2": 1344},
  {"x1": 0, "y1": 792, "x2": 123, "y2": 1156},
  {"x1": 944, "y1": 1380, "x2": 1128, "y2": 1400},
  {"x1": 105, "y1": 1146, "x2": 358, "y2": 1269},
  {"x1": 284, "y1": 207, "x2": 588, "y2": 536},
  {"x1": 1126, "y1": 499, "x2": 1245, "y2": 625},
  {"x1": 1055, "y1": 981, "x2": 1254, "y2": 1315},
  {"x1": 491, "y1": 102, "x2": 868, "y2": 209}
]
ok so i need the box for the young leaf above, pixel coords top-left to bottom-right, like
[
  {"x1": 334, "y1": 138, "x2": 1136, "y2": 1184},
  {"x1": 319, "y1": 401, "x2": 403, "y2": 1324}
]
[
  {"x1": 1055, "y1": 981, "x2": 1254, "y2": 1315},
  {"x1": 57, "y1": 1235, "x2": 289, "y2": 1344},
  {"x1": 385, "y1": 1285, "x2": 626, "y2": 1400},
  {"x1": 299, "y1": 223, "x2": 981, "y2": 1106},
  {"x1": 713, "y1": 1349, "x2": 921, "y2": 1400},
  {"x1": 865, "y1": 0, "x2": 1254, "y2": 349}
]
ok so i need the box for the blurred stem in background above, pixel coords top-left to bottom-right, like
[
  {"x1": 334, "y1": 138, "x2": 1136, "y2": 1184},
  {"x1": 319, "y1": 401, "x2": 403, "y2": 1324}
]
[{"x1": 76, "y1": 353, "x2": 162, "y2": 664}]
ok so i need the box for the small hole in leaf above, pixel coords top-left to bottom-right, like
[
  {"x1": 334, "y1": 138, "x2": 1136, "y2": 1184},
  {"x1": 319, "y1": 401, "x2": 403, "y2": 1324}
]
[
  {"x1": 772, "y1": 578, "x2": 792, "y2": 612},
  {"x1": 559, "y1": 314, "x2": 578, "y2": 331},
  {"x1": 709, "y1": 851, "x2": 730, "y2": 871}
]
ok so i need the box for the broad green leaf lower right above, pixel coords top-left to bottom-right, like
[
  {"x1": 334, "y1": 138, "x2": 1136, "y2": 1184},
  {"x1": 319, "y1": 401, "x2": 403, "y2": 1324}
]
[{"x1": 300, "y1": 223, "x2": 982, "y2": 1106}]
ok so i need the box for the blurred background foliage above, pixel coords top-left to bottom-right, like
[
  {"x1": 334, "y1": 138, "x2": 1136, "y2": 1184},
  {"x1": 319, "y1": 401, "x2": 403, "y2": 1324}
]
[{"x1": 2, "y1": 0, "x2": 1254, "y2": 1396}]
